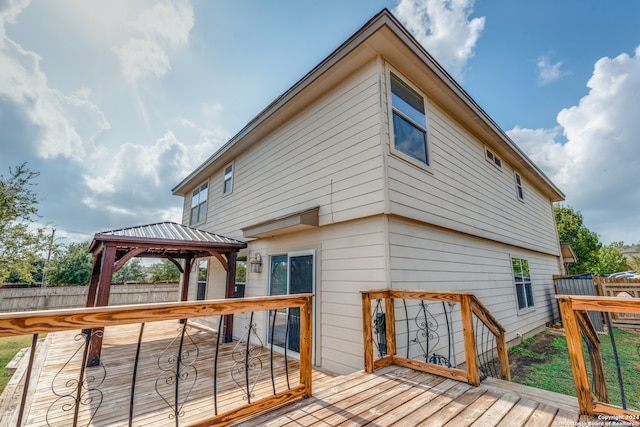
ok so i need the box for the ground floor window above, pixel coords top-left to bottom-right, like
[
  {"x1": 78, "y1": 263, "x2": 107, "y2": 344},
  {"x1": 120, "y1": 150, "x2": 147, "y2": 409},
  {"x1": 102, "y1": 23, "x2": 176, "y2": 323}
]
[
  {"x1": 512, "y1": 258, "x2": 534, "y2": 309},
  {"x1": 268, "y1": 251, "x2": 315, "y2": 353}
]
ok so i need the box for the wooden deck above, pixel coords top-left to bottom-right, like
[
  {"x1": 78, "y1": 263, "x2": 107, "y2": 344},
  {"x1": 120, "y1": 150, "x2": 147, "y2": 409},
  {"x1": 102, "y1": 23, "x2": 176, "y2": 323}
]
[
  {"x1": 3, "y1": 320, "x2": 597, "y2": 427},
  {"x1": 243, "y1": 366, "x2": 595, "y2": 426},
  {"x1": 3, "y1": 320, "x2": 328, "y2": 427}
]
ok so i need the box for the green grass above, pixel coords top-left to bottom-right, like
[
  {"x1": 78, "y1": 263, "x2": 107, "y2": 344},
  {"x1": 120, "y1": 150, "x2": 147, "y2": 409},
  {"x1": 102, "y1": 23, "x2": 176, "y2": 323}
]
[
  {"x1": 512, "y1": 328, "x2": 640, "y2": 409},
  {"x1": 0, "y1": 335, "x2": 36, "y2": 394}
]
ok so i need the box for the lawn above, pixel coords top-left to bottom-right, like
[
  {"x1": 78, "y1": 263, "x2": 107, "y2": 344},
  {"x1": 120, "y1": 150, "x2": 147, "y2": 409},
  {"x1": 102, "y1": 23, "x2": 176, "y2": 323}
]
[
  {"x1": 0, "y1": 335, "x2": 35, "y2": 394},
  {"x1": 509, "y1": 328, "x2": 640, "y2": 410}
]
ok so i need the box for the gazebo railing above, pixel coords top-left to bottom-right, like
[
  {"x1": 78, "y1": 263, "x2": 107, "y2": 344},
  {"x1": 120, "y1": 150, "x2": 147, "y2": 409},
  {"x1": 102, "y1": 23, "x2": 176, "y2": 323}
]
[{"x1": 0, "y1": 294, "x2": 313, "y2": 427}]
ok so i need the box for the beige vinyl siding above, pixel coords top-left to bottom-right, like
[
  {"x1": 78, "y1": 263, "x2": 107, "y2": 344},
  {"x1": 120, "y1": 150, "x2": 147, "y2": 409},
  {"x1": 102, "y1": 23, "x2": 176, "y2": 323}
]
[
  {"x1": 383, "y1": 70, "x2": 559, "y2": 256},
  {"x1": 236, "y1": 216, "x2": 387, "y2": 375},
  {"x1": 388, "y1": 217, "x2": 560, "y2": 344},
  {"x1": 198, "y1": 61, "x2": 385, "y2": 239}
]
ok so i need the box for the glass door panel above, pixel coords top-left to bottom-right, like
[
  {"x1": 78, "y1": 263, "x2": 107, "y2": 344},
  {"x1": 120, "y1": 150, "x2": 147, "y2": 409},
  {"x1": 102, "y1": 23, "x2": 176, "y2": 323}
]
[{"x1": 268, "y1": 252, "x2": 314, "y2": 354}]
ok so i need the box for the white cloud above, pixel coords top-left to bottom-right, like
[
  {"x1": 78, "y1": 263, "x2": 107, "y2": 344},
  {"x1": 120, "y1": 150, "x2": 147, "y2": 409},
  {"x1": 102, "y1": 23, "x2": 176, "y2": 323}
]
[
  {"x1": 509, "y1": 46, "x2": 640, "y2": 243},
  {"x1": 118, "y1": 0, "x2": 194, "y2": 82},
  {"x1": 536, "y1": 54, "x2": 569, "y2": 85},
  {"x1": 0, "y1": 0, "x2": 29, "y2": 33},
  {"x1": 0, "y1": 3, "x2": 109, "y2": 161},
  {"x1": 81, "y1": 130, "x2": 222, "y2": 218},
  {"x1": 393, "y1": 0, "x2": 485, "y2": 80}
]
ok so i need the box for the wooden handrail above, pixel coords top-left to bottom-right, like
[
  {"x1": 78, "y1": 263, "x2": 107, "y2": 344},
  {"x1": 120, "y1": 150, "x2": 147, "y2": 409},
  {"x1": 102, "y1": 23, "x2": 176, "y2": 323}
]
[
  {"x1": 557, "y1": 295, "x2": 640, "y2": 421},
  {"x1": 2, "y1": 294, "x2": 314, "y2": 427},
  {"x1": 0, "y1": 294, "x2": 313, "y2": 337},
  {"x1": 361, "y1": 289, "x2": 510, "y2": 385}
]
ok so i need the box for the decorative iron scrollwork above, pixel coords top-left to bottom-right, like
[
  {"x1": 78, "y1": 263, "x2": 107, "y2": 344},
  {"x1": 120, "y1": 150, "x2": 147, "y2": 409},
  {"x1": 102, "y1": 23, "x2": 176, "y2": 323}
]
[
  {"x1": 372, "y1": 299, "x2": 387, "y2": 357},
  {"x1": 47, "y1": 329, "x2": 105, "y2": 427},
  {"x1": 231, "y1": 312, "x2": 264, "y2": 403},
  {"x1": 155, "y1": 321, "x2": 199, "y2": 421},
  {"x1": 410, "y1": 301, "x2": 452, "y2": 368},
  {"x1": 475, "y1": 315, "x2": 499, "y2": 380}
]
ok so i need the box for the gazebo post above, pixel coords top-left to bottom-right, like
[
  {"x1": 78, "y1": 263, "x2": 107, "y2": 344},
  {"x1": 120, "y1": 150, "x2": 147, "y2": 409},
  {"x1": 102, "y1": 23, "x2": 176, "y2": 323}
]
[
  {"x1": 86, "y1": 251, "x2": 102, "y2": 308},
  {"x1": 180, "y1": 254, "x2": 193, "y2": 302},
  {"x1": 87, "y1": 244, "x2": 116, "y2": 367},
  {"x1": 223, "y1": 251, "x2": 238, "y2": 343}
]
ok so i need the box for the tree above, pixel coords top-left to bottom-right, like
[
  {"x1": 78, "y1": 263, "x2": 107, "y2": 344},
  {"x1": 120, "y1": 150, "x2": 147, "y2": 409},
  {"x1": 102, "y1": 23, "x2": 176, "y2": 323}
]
[
  {"x1": 591, "y1": 241, "x2": 629, "y2": 276},
  {"x1": 112, "y1": 258, "x2": 147, "y2": 283},
  {"x1": 0, "y1": 163, "x2": 47, "y2": 283},
  {"x1": 554, "y1": 204, "x2": 601, "y2": 275},
  {"x1": 626, "y1": 243, "x2": 640, "y2": 272},
  {"x1": 148, "y1": 259, "x2": 180, "y2": 283},
  {"x1": 45, "y1": 241, "x2": 93, "y2": 286}
]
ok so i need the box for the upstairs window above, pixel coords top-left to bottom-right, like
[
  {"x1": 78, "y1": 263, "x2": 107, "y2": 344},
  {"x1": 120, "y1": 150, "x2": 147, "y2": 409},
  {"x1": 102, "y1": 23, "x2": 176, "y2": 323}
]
[
  {"x1": 223, "y1": 164, "x2": 233, "y2": 194},
  {"x1": 190, "y1": 182, "x2": 208, "y2": 225},
  {"x1": 515, "y1": 173, "x2": 524, "y2": 201},
  {"x1": 390, "y1": 72, "x2": 429, "y2": 165},
  {"x1": 485, "y1": 148, "x2": 502, "y2": 169},
  {"x1": 512, "y1": 258, "x2": 534, "y2": 310}
]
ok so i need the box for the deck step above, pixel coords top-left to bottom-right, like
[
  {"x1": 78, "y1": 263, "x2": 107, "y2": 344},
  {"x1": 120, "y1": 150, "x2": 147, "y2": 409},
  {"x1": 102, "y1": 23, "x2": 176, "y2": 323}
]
[{"x1": 4, "y1": 348, "x2": 29, "y2": 375}]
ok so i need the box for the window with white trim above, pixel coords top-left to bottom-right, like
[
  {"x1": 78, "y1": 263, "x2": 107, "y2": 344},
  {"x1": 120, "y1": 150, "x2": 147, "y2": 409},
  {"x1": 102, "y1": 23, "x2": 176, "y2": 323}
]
[
  {"x1": 512, "y1": 258, "x2": 534, "y2": 310},
  {"x1": 515, "y1": 173, "x2": 524, "y2": 201},
  {"x1": 390, "y1": 72, "x2": 429, "y2": 165},
  {"x1": 189, "y1": 182, "x2": 208, "y2": 225},
  {"x1": 223, "y1": 164, "x2": 233, "y2": 194},
  {"x1": 485, "y1": 148, "x2": 502, "y2": 169}
]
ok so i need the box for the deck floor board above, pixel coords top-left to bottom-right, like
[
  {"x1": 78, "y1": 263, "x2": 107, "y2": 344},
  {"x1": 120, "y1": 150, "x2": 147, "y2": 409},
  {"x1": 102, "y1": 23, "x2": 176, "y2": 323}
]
[{"x1": 3, "y1": 321, "x2": 597, "y2": 427}]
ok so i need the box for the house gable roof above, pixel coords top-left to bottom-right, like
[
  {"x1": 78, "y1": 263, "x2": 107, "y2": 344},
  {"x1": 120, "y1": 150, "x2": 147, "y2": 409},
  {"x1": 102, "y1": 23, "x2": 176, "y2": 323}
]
[{"x1": 173, "y1": 9, "x2": 564, "y2": 202}]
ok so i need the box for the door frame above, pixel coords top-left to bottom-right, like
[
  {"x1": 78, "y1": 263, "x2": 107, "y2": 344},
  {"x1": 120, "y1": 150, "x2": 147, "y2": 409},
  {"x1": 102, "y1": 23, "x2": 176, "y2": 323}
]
[{"x1": 267, "y1": 250, "x2": 316, "y2": 363}]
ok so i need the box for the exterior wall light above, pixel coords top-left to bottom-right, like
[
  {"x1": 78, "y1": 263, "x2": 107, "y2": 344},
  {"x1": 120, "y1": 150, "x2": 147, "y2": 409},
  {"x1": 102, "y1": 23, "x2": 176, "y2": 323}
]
[{"x1": 249, "y1": 252, "x2": 262, "y2": 273}]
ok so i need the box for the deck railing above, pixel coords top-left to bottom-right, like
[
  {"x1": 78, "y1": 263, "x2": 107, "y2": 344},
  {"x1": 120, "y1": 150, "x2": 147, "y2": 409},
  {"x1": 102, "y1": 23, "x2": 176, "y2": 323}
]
[
  {"x1": 361, "y1": 289, "x2": 509, "y2": 386},
  {"x1": 0, "y1": 294, "x2": 313, "y2": 427},
  {"x1": 557, "y1": 295, "x2": 640, "y2": 423}
]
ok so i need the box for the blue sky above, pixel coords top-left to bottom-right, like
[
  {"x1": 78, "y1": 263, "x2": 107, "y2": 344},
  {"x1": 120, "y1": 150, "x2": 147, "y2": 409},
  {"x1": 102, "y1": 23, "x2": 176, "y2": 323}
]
[{"x1": 1, "y1": 0, "x2": 639, "y2": 248}]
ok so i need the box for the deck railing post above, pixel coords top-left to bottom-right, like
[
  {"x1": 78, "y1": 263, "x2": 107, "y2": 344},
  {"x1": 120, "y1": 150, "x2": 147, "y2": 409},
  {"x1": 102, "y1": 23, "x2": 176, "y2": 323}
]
[
  {"x1": 361, "y1": 292, "x2": 374, "y2": 373},
  {"x1": 558, "y1": 296, "x2": 593, "y2": 415},
  {"x1": 384, "y1": 294, "x2": 396, "y2": 358},
  {"x1": 300, "y1": 295, "x2": 313, "y2": 398},
  {"x1": 460, "y1": 294, "x2": 480, "y2": 386}
]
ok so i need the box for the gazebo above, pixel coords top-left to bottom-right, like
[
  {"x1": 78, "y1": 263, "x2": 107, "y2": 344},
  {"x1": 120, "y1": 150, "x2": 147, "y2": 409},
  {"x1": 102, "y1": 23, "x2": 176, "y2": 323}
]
[{"x1": 85, "y1": 221, "x2": 247, "y2": 365}]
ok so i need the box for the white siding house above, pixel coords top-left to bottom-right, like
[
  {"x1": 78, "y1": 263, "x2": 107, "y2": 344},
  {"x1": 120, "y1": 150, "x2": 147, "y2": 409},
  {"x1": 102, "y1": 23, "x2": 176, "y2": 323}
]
[{"x1": 172, "y1": 9, "x2": 565, "y2": 375}]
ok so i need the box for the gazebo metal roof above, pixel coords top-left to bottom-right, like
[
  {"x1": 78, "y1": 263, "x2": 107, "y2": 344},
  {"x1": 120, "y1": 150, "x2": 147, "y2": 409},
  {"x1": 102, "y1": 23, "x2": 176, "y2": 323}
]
[{"x1": 89, "y1": 221, "x2": 246, "y2": 257}]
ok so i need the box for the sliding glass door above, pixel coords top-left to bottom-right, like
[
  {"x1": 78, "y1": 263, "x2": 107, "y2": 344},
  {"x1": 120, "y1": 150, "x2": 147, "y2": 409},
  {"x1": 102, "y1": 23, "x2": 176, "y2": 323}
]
[{"x1": 268, "y1": 251, "x2": 314, "y2": 354}]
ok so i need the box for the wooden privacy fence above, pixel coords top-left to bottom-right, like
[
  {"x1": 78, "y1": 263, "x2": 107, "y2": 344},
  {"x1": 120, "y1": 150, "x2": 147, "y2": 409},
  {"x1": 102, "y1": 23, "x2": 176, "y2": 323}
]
[
  {"x1": 361, "y1": 289, "x2": 509, "y2": 387},
  {"x1": 0, "y1": 294, "x2": 313, "y2": 427},
  {"x1": 557, "y1": 295, "x2": 640, "y2": 422},
  {"x1": 594, "y1": 277, "x2": 640, "y2": 327}
]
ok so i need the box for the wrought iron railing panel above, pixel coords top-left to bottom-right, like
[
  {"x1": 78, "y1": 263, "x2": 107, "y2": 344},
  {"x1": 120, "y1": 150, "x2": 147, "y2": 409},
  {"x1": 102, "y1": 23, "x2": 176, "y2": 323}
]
[
  {"x1": 362, "y1": 290, "x2": 509, "y2": 385},
  {"x1": 473, "y1": 313, "x2": 499, "y2": 380},
  {"x1": 2, "y1": 294, "x2": 313, "y2": 427},
  {"x1": 46, "y1": 329, "x2": 106, "y2": 427}
]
